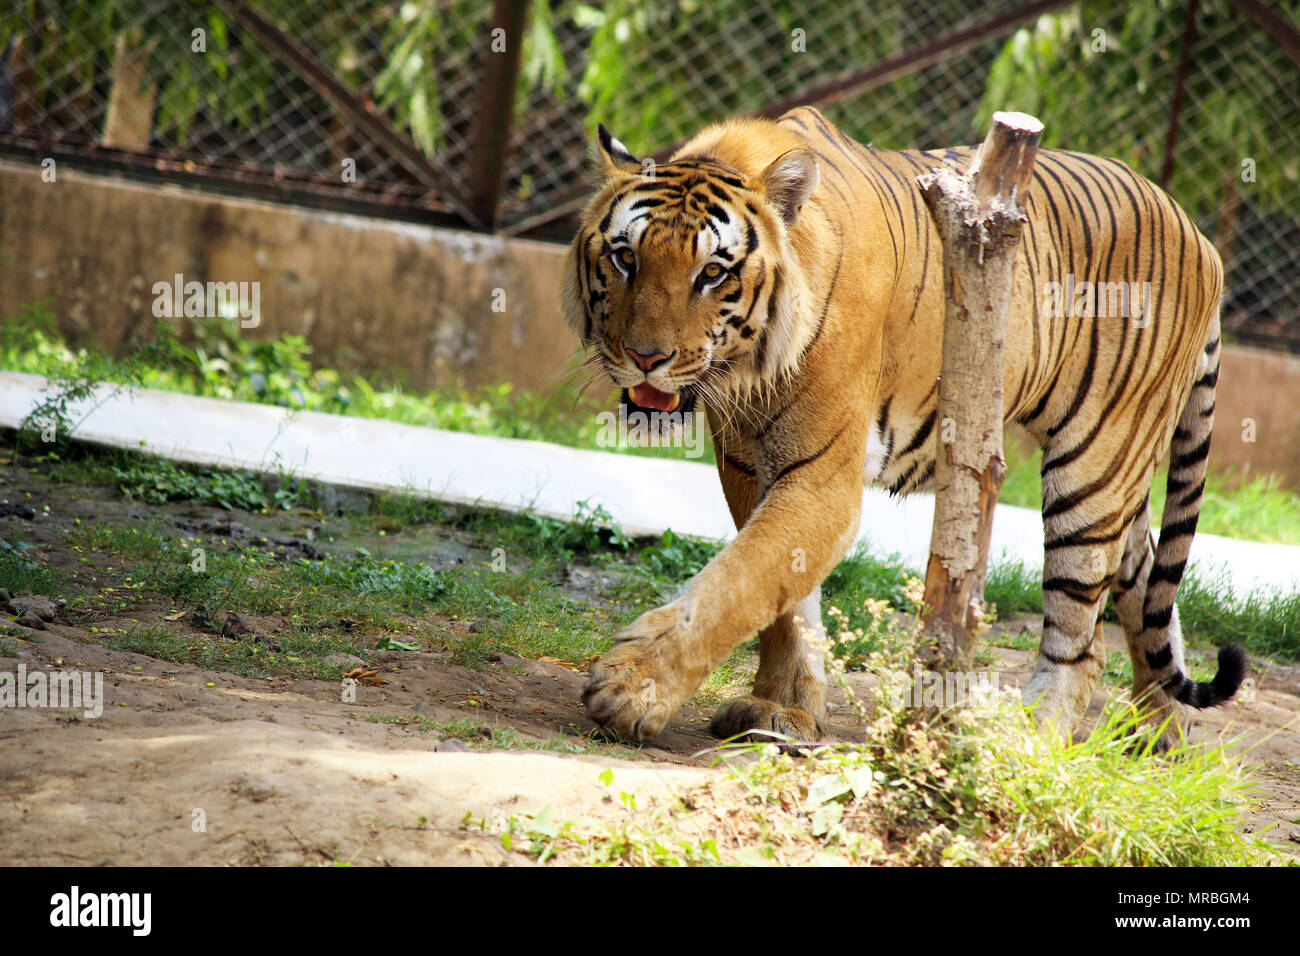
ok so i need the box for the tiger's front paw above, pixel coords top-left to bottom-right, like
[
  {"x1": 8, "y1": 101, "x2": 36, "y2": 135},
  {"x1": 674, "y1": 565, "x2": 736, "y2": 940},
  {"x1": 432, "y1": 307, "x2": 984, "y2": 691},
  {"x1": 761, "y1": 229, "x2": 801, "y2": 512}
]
[{"x1": 582, "y1": 603, "x2": 703, "y2": 742}]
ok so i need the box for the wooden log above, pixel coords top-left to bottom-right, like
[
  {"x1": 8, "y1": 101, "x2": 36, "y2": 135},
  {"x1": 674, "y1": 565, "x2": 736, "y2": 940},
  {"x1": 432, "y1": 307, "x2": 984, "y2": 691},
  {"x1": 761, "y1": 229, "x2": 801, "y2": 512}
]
[{"x1": 915, "y1": 110, "x2": 1044, "y2": 672}]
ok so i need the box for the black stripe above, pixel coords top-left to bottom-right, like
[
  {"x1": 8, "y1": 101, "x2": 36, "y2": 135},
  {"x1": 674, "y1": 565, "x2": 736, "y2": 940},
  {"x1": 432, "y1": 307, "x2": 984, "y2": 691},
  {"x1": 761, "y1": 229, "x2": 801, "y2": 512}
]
[
  {"x1": 1116, "y1": 547, "x2": 1151, "y2": 592},
  {"x1": 1043, "y1": 647, "x2": 1095, "y2": 665},
  {"x1": 767, "y1": 425, "x2": 846, "y2": 490},
  {"x1": 1171, "y1": 434, "x2": 1211, "y2": 471},
  {"x1": 1147, "y1": 560, "x2": 1187, "y2": 586},
  {"x1": 1044, "y1": 529, "x2": 1119, "y2": 551},
  {"x1": 1157, "y1": 514, "x2": 1199, "y2": 541},
  {"x1": 724, "y1": 454, "x2": 756, "y2": 477},
  {"x1": 1042, "y1": 577, "x2": 1106, "y2": 605},
  {"x1": 1144, "y1": 642, "x2": 1174, "y2": 671},
  {"x1": 887, "y1": 462, "x2": 918, "y2": 497},
  {"x1": 1176, "y1": 478, "x2": 1206, "y2": 509},
  {"x1": 1143, "y1": 606, "x2": 1174, "y2": 631},
  {"x1": 896, "y1": 410, "x2": 936, "y2": 458}
]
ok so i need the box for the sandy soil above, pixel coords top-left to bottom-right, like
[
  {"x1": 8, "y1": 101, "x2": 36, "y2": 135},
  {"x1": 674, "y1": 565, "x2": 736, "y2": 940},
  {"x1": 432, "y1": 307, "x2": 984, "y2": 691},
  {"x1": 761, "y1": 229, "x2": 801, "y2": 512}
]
[
  {"x1": 2, "y1": 468, "x2": 1297, "y2": 865},
  {"x1": 3, "y1": 613, "x2": 1296, "y2": 865}
]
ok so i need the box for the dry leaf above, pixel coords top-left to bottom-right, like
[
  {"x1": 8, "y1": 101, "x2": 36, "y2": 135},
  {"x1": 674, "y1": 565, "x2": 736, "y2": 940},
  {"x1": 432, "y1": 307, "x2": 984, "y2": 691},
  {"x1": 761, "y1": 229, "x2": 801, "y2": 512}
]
[
  {"x1": 535, "y1": 655, "x2": 577, "y2": 670},
  {"x1": 343, "y1": 667, "x2": 389, "y2": 686}
]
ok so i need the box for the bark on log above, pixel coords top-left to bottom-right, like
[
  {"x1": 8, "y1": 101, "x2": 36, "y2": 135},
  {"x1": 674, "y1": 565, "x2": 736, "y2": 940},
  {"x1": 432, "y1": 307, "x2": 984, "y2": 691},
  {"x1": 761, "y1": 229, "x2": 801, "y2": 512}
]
[{"x1": 915, "y1": 111, "x2": 1044, "y2": 672}]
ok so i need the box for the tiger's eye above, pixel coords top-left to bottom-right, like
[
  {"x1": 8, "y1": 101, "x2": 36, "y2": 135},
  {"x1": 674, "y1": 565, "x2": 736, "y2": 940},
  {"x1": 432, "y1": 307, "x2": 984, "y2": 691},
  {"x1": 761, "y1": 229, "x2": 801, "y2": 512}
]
[
  {"x1": 703, "y1": 262, "x2": 725, "y2": 280},
  {"x1": 617, "y1": 248, "x2": 635, "y2": 268}
]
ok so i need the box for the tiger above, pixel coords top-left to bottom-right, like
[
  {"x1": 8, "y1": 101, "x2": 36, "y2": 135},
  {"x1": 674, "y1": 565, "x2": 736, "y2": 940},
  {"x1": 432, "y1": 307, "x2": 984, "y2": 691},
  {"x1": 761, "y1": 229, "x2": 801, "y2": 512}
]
[{"x1": 561, "y1": 105, "x2": 1246, "y2": 749}]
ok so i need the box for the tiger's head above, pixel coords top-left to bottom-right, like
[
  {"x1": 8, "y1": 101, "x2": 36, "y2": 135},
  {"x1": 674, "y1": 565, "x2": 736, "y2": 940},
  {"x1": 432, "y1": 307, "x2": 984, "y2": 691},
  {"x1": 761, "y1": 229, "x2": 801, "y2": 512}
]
[{"x1": 562, "y1": 123, "x2": 820, "y2": 418}]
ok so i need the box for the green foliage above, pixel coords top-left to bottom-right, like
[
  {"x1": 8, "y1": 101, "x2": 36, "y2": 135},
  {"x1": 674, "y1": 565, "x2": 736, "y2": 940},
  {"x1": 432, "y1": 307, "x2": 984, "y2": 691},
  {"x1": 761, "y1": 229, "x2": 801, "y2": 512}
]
[
  {"x1": 485, "y1": 693, "x2": 1276, "y2": 866},
  {"x1": 631, "y1": 527, "x2": 721, "y2": 586},
  {"x1": 110, "y1": 456, "x2": 300, "y2": 512},
  {"x1": 1, "y1": 0, "x2": 582, "y2": 158},
  {"x1": 371, "y1": 0, "x2": 479, "y2": 154},
  {"x1": 1170, "y1": 471, "x2": 1300, "y2": 548},
  {"x1": 983, "y1": 559, "x2": 1044, "y2": 617},
  {"x1": 824, "y1": 545, "x2": 914, "y2": 621},
  {"x1": 573, "y1": 0, "x2": 924, "y2": 151},
  {"x1": 525, "y1": 500, "x2": 633, "y2": 557},
  {"x1": 9, "y1": 299, "x2": 175, "y2": 456},
  {"x1": 311, "y1": 547, "x2": 447, "y2": 603},
  {"x1": 71, "y1": 520, "x2": 441, "y2": 626},
  {"x1": 976, "y1": 0, "x2": 1300, "y2": 213},
  {"x1": 6, "y1": 297, "x2": 1296, "y2": 665}
]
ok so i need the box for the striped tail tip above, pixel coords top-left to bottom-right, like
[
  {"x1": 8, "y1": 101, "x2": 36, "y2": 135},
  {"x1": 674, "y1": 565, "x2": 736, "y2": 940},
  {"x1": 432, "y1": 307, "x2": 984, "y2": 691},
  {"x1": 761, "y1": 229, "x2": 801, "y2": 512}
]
[{"x1": 1169, "y1": 643, "x2": 1248, "y2": 709}]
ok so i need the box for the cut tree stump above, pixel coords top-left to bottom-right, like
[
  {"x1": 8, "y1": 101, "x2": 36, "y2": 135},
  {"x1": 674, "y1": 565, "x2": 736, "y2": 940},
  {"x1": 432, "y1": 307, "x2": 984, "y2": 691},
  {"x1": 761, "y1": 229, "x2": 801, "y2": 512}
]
[{"x1": 915, "y1": 111, "x2": 1044, "y2": 673}]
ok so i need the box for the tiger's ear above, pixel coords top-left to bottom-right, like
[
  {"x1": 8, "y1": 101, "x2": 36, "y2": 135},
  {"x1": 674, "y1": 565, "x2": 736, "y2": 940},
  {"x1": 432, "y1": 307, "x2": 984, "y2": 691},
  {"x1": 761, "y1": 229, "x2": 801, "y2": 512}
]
[
  {"x1": 759, "y1": 148, "x2": 819, "y2": 225},
  {"x1": 596, "y1": 124, "x2": 643, "y2": 180}
]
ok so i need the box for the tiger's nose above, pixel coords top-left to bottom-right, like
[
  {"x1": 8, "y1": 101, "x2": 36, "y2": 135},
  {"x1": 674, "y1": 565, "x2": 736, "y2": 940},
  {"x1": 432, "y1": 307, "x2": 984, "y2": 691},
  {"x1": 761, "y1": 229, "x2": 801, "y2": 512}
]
[{"x1": 624, "y1": 346, "x2": 673, "y2": 372}]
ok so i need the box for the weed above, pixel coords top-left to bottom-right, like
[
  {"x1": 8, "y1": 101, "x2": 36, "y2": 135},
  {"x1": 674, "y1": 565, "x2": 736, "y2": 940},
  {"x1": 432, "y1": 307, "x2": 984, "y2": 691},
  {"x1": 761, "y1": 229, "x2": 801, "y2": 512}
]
[{"x1": 0, "y1": 537, "x2": 65, "y2": 598}]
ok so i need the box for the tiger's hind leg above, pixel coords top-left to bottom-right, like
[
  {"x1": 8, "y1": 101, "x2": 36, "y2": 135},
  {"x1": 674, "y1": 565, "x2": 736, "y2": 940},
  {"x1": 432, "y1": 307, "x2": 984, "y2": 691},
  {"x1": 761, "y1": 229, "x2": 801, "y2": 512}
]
[
  {"x1": 1022, "y1": 443, "x2": 1133, "y2": 740},
  {"x1": 708, "y1": 586, "x2": 827, "y2": 744}
]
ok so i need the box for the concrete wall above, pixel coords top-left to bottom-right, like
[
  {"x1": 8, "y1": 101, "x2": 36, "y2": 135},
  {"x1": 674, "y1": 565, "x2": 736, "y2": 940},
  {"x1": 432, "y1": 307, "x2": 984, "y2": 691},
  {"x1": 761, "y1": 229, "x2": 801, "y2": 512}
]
[
  {"x1": 0, "y1": 159, "x2": 576, "y2": 392},
  {"x1": 1, "y1": 160, "x2": 1296, "y2": 485},
  {"x1": 1215, "y1": 345, "x2": 1300, "y2": 485}
]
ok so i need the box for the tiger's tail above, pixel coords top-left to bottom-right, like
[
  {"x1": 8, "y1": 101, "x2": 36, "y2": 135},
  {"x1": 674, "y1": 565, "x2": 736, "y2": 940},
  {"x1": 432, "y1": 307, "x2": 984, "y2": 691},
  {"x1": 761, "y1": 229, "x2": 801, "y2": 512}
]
[{"x1": 1139, "y1": 308, "x2": 1247, "y2": 709}]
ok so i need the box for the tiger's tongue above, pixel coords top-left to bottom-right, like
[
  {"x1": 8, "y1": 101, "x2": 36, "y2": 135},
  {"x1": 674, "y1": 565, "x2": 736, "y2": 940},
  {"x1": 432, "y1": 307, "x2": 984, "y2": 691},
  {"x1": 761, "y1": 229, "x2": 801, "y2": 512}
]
[{"x1": 630, "y1": 383, "x2": 680, "y2": 412}]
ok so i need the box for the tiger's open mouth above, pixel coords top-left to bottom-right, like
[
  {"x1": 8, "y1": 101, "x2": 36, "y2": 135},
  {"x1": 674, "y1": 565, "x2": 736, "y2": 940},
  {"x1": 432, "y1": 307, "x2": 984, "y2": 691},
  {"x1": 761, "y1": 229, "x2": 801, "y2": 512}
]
[{"x1": 621, "y1": 383, "x2": 698, "y2": 416}]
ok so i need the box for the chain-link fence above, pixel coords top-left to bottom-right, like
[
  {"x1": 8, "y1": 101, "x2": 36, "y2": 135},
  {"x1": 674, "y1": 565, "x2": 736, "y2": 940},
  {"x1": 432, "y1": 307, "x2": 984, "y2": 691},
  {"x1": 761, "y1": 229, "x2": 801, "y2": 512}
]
[{"x1": 2, "y1": 0, "x2": 1297, "y2": 346}]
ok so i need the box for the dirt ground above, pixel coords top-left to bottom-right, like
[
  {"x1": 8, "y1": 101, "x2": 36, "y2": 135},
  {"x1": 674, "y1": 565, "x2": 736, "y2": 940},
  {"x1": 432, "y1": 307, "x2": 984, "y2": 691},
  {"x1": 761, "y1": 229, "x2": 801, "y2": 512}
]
[{"x1": 2, "y1": 465, "x2": 1298, "y2": 865}]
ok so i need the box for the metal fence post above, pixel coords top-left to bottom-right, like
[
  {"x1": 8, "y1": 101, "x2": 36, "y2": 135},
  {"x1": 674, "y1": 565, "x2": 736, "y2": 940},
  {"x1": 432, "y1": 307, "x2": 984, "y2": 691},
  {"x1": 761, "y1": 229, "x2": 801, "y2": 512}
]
[
  {"x1": 466, "y1": 0, "x2": 530, "y2": 232},
  {"x1": 1159, "y1": 0, "x2": 1199, "y2": 191}
]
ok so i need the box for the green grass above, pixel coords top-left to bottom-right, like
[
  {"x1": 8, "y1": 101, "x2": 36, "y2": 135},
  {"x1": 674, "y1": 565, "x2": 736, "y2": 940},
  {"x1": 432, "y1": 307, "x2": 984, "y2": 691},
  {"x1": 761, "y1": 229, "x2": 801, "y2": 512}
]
[
  {"x1": 3, "y1": 294, "x2": 1298, "y2": 667},
  {"x1": 1179, "y1": 571, "x2": 1300, "y2": 662},
  {"x1": 0, "y1": 536, "x2": 66, "y2": 598},
  {"x1": 824, "y1": 540, "x2": 1300, "y2": 663},
  {"x1": 66, "y1": 519, "x2": 441, "y2": 677},
  {"x1": 824, "y1": 547, "x2": 1044, "y2": 648},
  {"x1": 6, "y1": 433, "x2": 730, "y2": 679},
  {"x1": 484, "y1": 693, "x2": 1276, "y2": 867},
  {"x1": 107, "y1": 456, "x2": 309, "y2": 512},
  {"x1": 984, "y1": 559, "x2": 1045, "y2": 617},
  {"x1": 12, "y1": 431, "x2": 1297, "y2": 680}
]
